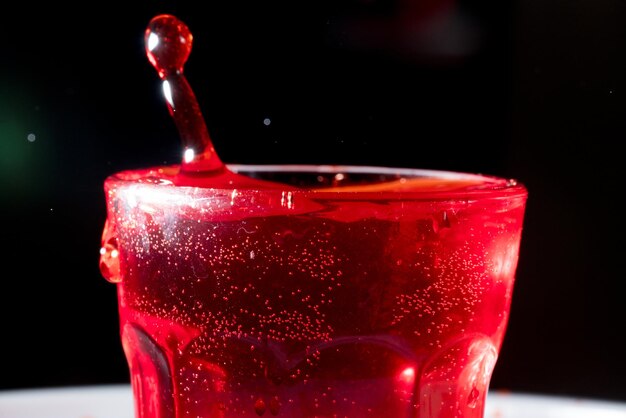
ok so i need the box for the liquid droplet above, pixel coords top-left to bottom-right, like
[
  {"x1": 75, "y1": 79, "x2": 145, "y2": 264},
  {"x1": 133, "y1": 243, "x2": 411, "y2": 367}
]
[
  {"x1": 99, "y1": 220, "x2": 121, "y2": 283},
  {"x1": 254, "y1": 397, "x2": 266, "y2": 416},
  {"x1": 144, "y1": 14, "x2": 223, "y2": 173}
]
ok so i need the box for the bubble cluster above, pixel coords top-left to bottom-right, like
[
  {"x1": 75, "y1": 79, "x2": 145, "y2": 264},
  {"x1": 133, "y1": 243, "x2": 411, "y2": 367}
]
[{"x1": 390, "y1": 245, "x2": 489, "y2": 341}]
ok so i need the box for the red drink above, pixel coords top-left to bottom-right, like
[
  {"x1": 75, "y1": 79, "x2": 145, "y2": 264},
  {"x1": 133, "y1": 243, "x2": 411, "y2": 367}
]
[
  {"x1": 100, "y1": 165, "x2": 527, "y2": 418},
  {"x1": 100, "y1": 14, "x2": 527, "y2": 418}
]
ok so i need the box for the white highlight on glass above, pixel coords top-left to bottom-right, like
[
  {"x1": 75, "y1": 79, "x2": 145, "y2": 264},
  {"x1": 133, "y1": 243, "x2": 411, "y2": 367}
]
[
  {"x1": 230, "y1": 189, "x2": 238, "y2": 205},
  {"x1": 399, "y1": 367, "x2": 415, "y2": 384},
  {"x1": 183, "y1": 148, "x2": 195, "y2": 163},
  {"x1": 148, "y1": 32, "x2": 159, "y2": 51},
  {"x1": 162, "y1": 80, "x2": 174, "y2": 107},
  {"x1": 281, "y1": 191, "x2": 294, "y2": 209}
]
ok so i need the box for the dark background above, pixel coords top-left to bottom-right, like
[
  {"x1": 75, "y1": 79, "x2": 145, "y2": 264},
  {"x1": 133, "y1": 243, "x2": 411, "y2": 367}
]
[{"x1": 1, "y1": 0, "x2": 625, "y2": 403}]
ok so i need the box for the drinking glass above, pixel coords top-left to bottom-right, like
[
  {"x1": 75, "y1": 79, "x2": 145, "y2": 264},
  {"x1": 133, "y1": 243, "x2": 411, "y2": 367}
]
[{"x1": 100, "y1": 163, "x2": 527, "y2": 418}]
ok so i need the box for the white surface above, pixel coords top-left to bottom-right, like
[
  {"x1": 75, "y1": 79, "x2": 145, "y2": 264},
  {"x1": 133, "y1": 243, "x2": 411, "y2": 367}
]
[
  {"x1": 0, "y1": 385, "x2": 133, "y2": 418},
  {"x1": 0, "y1": 384, "x2": 625, "y2": 417}
]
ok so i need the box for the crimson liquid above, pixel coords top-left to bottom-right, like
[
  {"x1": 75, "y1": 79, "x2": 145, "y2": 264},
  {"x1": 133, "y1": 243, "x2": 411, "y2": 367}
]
[{"x1": 101, "y1": 165, "x2": 527, "y2": 418}]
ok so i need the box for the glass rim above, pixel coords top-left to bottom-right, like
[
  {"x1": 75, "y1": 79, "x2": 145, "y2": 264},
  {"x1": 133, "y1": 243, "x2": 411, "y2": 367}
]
[{"x1": 106, "y1": 163, "x2": 528, "y2": 201}]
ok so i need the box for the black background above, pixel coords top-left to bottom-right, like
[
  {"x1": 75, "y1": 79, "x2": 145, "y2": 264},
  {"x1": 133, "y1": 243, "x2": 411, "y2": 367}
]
[{"x1": 1, "y1": 0, "x2": 625, "y2": 403}]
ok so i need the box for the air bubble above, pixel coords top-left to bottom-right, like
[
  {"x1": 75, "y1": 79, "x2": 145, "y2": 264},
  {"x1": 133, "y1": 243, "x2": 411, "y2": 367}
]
[
  {"x1": 254, "y1": 397, "x2": 266, "y2": 416},
  {"x1": 467, "y1": 387, "x2": 480, "y2": 408},
  {"x1": 268, "y1": 396, "x2": 280, "y2": 415}
]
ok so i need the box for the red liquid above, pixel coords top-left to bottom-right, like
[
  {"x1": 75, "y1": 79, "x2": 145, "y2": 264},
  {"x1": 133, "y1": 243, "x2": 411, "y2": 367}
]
[{"x1": 101, "y1": 166, "x2": 527, "y2": 418}]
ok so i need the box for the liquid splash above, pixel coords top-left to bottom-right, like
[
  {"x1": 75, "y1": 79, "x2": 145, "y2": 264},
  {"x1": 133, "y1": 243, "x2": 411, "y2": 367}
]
[
  {"x1": 145, "y1": 14, "x2": 223, "y2": 173},
  {"x1": 144, "y1": 14, "x2": 290, "y2": 191}
]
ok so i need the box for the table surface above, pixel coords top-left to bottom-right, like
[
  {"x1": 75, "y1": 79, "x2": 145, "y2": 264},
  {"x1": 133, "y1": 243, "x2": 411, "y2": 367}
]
[{"x1": 1, "y1": 384, "x2": 625, "y2": 418}]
